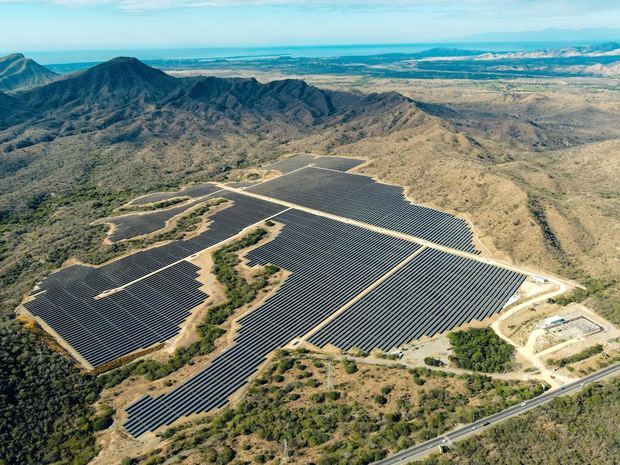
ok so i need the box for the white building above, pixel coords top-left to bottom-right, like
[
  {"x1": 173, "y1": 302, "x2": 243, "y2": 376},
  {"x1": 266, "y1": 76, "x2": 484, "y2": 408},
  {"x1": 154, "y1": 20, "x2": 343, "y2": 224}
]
[{"x1": 544, "y1": 315, "x2": 565, "y2": 328}]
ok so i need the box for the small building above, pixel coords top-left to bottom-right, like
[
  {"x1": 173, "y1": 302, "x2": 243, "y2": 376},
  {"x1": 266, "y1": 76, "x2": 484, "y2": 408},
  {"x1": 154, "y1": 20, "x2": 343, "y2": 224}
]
[
  {"x1": 533, "y1": 275, "x2": 549, "y2": 284},
  {"x1": 544, "y1": 316, "x2": 565, "y2": 328}
]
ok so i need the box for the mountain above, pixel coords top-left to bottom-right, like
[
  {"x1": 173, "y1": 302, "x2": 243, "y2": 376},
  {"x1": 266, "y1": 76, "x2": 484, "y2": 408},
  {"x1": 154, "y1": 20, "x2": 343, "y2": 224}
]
[
  {"x1": 0, "y1": 53, "x2": 58, "y2": 92},
  {"x1": 456, "y1": 27, "x2": 620, "y2": 44},
  {"x1": 18, "y1": 56, "x2": 177, "y2": 110},
  {"x1": 0, "y1": 57, "x2": 418, "y2": 147},
  {"x1": 0, "y1": 91, "x2": 35, "y2": 127},
  {"x1": 573, "y1": 42, "x2": 620, "y2": 54}
]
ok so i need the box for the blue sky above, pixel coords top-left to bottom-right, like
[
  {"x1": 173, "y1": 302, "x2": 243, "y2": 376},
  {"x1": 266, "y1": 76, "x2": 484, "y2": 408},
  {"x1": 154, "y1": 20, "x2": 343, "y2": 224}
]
[{"x1": 1, "y1": 1, "x2": 620, "y2": 53}]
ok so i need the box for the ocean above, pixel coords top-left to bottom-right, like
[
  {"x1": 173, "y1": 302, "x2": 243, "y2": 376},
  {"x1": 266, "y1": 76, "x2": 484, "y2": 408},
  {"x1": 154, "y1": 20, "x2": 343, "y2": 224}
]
[{"x1": 19, "y1": 40, "x2": 599, "y2": 67}]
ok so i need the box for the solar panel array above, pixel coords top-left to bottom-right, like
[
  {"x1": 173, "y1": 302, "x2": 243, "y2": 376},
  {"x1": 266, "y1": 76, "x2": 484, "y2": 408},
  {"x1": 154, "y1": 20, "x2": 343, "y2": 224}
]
[
  {"x1": 23, "y1": 163, "x2": 526, "y2": 440},
  {"x1": 309, "y1": 248, "x2": 526, "y2": 352},
  {"x1": 264, "y1": 154, "x2": 364, "y2": 174},
  {"x1": 109, "y1": 197, "x2": 214, "y2": 242},
  {"x1": 248, "y1": 167, "x2": 477, "y2": 253},
  {"x1": 124, "y1": 209, "x2": 419, "y2": 436},
  {"x1": 312, "y1": 156, "x2": 365, "y2": 172},
  {"x1": 130, "y1": 183, "x2": 221, "y2": 205},
  {"x1": 24, "y1": 192, "x2": 286, "y2": 367},
  {"x1": 25, "y1": 261, "x2": 206, "y2": 367}
]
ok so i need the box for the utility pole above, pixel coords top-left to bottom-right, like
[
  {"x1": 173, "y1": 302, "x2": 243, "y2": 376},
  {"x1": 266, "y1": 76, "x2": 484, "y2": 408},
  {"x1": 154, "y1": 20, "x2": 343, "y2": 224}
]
[
  {"x1": 327, "y1": 360, "x2": 334, "y2": 390},
  {"x1": 283, "y1": 439, "x2": 289, "y2": 462}
]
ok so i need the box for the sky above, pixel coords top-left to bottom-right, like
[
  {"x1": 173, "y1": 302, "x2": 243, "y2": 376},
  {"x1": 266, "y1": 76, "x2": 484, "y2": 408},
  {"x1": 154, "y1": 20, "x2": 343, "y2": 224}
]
[{"x1": 1, "y1": 0, "x2": 620, "y2": 53}]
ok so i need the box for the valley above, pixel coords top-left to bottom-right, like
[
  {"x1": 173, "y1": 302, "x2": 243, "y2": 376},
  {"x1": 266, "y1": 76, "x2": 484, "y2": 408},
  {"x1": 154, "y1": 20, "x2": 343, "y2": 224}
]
[{"x1": 0, "y1": 50, "x2": 618, "y2": 465}]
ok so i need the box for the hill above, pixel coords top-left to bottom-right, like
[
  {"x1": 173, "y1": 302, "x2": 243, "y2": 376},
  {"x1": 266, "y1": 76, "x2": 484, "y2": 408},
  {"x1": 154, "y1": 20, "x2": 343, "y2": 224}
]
[{"x1": 0, "y1": 53, "x2": 58, "y2": 92}]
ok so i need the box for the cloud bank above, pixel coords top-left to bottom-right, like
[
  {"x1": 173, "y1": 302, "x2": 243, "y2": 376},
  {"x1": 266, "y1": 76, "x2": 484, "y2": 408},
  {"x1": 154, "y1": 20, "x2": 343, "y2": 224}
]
[{"x1": 3, "y1": 0, "x2": 620, "y2": 14}]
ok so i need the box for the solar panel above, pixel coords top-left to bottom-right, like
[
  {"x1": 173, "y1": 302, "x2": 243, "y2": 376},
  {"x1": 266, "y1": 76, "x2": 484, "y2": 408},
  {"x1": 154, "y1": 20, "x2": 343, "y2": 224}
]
[
  {"x1": 24, "y1": 193, "x2": 287, "y2": 367},
  {"x1": 130, "y1": 183, "x2": 221, "y2": 205},
  {"x1": 263, "y1": 154, "x2": 364, "y2": 174},
  {"x1": 309, "y1": 248, "x2": 526, "y2": 352},
  {"x1": 123, "y1": 209, "x2": 419, "y2": 436},
  {"x1": 248, "y1": 167, "x2": 477, "y2": 253}
]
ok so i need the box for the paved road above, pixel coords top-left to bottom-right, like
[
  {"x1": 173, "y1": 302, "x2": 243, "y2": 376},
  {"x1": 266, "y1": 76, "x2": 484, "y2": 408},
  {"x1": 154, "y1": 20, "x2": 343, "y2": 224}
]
[{"x1": 374, "y1": 363, "x2": 620, "y2": 465}]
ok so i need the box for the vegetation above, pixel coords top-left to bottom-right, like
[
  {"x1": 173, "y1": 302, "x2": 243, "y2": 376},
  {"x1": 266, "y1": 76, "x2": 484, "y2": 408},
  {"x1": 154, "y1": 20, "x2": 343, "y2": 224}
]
[
  {"x1": 129, "y1": 351, "x2": 547, "y2": 465},
  {"x1": 420, "y1": 377, "x2": 620, "y2": 465},
  {"x1": 551, "y1": 278, "x2": 619, "y2": 325},
  {"x1": 424, "y1": 357, "x2": 445, "y2": 367},
  {"x1": 552, "y1": 279, "x2": 615, "y2": 307},
  {"x1": 100, "y1": 228, "x2": 278, "y2": 388},
  {"x1": 528, "y1": 196, "x2": 565, "y2": 258},
  {"x1": 448, "y1": 328, "x2": 514, "y2": 373},
  {"x1": 117, "y1": 196, "x2": 189, "y2": 212},
  {"x1": 548, "y1": 344, "x2": 604, "y2": 368},
  {"x1": 0, "y1": 183, "x2": 226, "y2": 315},
  {"x1": 0, "y1": 319, "x2": 101, "y2": 465},
  {"x1": 118, "y1": 198, "x2": 229, "y2": 249},
  {"x1": 342, "y1": 359, "x2": 358, "y2": 374}
]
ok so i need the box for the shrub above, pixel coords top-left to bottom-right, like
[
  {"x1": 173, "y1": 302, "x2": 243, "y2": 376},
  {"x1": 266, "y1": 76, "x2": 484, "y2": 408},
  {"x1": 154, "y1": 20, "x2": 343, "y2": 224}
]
[
  {"x1": 548, "y1": 344, "x2": 603, "y2": 368},
  {"x1": 374, "y1": 395, "x2": 388, "y2": 405},
  {"x1": 342, "y1": 359, "x2": 358, "y2": 374},
  {"x1": 424, "y1": 357, "x2": 445, "y2": 367},
  {"x1": 381, "y1": 385, "x2": 394, "y2": 396},
  {"x1": 325, "y1": 391, "x2": 341, "y2": 401}
]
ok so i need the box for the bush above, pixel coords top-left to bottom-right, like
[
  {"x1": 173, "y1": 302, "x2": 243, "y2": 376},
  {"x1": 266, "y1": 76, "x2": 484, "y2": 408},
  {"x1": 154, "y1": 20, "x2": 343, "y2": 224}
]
[
  {"x1": 342, "y1": 359, "x2": 358, "y2": 374},
  {"x1": 548, "y1": 344, "x2": 603, "y2": 368},
  {"x1": 424, "y1": 357, "x2": 445, "y2": 367},
  {"x1": 381, "y1": 385, "x2": 394, "y2": 396},
  {"x1": 325, "y1": 391, "x2": 341, "y2": 401},
  {"x1": 374, "y1": 395, "x2": 388, "y2": 405}
]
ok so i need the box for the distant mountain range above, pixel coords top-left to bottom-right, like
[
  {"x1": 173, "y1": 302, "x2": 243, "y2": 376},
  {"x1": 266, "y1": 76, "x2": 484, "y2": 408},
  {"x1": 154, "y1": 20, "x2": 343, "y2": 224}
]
[
  {"x1": 43, "y1": 42, "x2": 619, "y2": 81},
  {"x1": 457, "y1": 27, "x2": 620, "y2": 43},
  {"x1": 0, "y1": 53, "x2": 58, "y2": 92},
  {"x1": 462, "y1": 42, "x2": 620, "y2": 60},
  {"x1": 0, "y1": 56, "x2": 423, "y2": 152}
]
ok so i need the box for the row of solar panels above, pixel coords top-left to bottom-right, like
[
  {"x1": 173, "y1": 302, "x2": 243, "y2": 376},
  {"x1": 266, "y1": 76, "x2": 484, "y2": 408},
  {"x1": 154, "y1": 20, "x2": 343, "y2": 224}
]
[
  {"x1": 109, "y1": 195, "x2": 220, "y2": 242},
  {"x1": 123, "y1": 209, "x2": 419, "y2": 436},
  {"x1": 247, "y1": 167, "x2": 478, "y2": 253},
  {"x1": 124, "y1": 207, "x2": 525, "y2": 436},
  {"x1": 308, "y1": 247, "x2": 526, "y2": 352},
  {"x1": 36, "y1": 192, "x2": 285, "y2": 296},
  {"x1": 263, "y1": 154, "x2": 364, "y2": 174},
  {"x1": 24, "y1": 192, "x2": 287, "y2": 367},
  {"x1": 130, "y1": 182, "x2": 221, "y2": 205},
  {"x1": 26, "y1": 261, "x2": 206, "y2": 367}
]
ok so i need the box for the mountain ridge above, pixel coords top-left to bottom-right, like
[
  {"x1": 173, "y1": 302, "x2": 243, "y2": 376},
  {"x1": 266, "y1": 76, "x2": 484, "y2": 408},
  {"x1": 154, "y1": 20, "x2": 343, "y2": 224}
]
[
  {"x1": 0, "y1": 56, "x2": 422, "y2": 151},
  {"x1": 0, "y1": 53, "x2": 58, "y2": 92}
]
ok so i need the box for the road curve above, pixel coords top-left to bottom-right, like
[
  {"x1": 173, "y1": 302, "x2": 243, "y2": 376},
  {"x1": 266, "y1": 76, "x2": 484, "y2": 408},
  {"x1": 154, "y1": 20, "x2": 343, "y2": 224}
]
[{"x1": 373, "y1": 362, "x2": 620, "y2": 465}]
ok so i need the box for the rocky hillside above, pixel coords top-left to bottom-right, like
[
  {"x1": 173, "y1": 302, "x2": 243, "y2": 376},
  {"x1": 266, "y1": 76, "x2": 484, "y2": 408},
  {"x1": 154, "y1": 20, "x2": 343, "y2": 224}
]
[
  {"x1": 0, "y1": 53, "x2": 58, "y2": 92},
  {"x1": 0, "y1": 57, "x2": 420, "y2": 149}
]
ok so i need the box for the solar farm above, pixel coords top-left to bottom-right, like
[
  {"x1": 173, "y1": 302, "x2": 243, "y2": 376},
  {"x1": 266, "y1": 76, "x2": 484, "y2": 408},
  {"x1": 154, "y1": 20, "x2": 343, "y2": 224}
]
[{"x1": 19, "y1": 154, "x2": 540, "y2": 437}]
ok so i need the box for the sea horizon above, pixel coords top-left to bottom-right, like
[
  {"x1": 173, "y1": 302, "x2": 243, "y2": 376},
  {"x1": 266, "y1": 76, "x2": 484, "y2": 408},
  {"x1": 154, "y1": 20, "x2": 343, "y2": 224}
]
[{"x1": 7, "y1": 38, "x2": 610, "y2": 67}]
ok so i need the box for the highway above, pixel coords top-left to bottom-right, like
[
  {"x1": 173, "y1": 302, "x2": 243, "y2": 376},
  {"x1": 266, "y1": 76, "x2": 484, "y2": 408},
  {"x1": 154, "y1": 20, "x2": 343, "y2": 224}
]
[{"x1": 374, "y1": 362, "x2": 620, "y2": 465}]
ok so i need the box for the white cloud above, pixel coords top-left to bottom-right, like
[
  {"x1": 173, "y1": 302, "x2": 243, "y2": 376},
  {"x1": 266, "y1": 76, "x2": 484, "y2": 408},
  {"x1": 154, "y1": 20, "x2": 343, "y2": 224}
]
[{"x1": 1, "y1": 0, "x2": 620, "y2": 14}]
